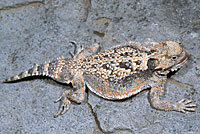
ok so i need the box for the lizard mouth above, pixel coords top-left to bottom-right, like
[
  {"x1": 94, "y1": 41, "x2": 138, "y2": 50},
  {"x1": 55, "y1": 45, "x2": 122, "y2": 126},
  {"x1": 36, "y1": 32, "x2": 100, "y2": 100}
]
[
  {"x1": 170, "y1": 53, "x2": 188, "y2": 72},
  {"x1": 177, "y1": 55, "x2": 187, "y2": 64},
  {"x1": 155, "y1": 51, "x2": 188, "y2": 77}
]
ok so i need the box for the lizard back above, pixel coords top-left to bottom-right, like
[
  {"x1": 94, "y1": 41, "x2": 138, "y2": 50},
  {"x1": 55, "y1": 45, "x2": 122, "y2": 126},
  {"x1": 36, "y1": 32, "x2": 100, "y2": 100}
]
[{"x1": 72, "y1": 44, "x2": 156, "y2": 99}]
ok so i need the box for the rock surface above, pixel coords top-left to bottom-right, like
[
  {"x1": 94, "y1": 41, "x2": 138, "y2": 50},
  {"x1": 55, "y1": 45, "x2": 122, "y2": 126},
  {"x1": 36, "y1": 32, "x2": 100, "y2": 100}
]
[{"x1": 0, "y1": 0, "x2": 199, "y2": 133}]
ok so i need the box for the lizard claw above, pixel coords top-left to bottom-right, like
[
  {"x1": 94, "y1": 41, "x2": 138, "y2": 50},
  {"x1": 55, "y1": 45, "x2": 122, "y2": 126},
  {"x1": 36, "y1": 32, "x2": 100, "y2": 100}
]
[
  {"x1": 176, "y1": 99, "x2": 197, "y2": 113},
  {"x1": 54, "y1": 93, "x2": 71, "y2": 118}
]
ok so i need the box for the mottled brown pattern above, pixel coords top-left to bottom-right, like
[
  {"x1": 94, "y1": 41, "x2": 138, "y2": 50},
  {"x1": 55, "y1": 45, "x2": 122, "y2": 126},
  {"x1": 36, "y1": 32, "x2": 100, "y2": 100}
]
[{"x1": 2, "y1": 41, "x2": 196, "y2": 117}]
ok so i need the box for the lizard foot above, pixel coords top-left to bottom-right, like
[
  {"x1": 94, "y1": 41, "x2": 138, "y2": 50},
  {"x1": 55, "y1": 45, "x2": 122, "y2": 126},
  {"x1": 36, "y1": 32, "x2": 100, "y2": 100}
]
[
  {"x1": 175, "y1": 99, "x2": 197, "y2": 113},
  {"x1": 54, "y1": 90, "x2": 71, "y2": 118}
]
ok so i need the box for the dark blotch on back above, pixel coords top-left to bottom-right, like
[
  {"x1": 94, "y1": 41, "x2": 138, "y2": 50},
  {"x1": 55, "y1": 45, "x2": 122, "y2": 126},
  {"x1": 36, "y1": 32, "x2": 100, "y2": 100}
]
[
  {"x1": 119, "y1": 62, "x2": 130, "y2": 69},
  {"x1": 147, "y1": 59, "x2": 157, "y2": 71},
  {"x1": 135, "y1": 60, "x2": 141, "y2": 65},
  {"x1": 102, "y1": 63, "x2": 110, "y2": 70}
]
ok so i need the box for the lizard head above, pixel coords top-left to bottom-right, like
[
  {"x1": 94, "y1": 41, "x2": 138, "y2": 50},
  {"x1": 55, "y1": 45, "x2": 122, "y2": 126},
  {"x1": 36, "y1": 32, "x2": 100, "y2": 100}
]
[{"x1": 154, "y1": 41, "x2": 188, "y2": 76}]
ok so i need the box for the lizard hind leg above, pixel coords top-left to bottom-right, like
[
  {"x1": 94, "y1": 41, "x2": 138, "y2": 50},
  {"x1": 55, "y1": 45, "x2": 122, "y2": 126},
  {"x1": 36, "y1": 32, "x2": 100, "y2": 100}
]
[
  {"x1": 54, "y1": 90, "x2": 72, "y2": 118},
  {"x1": 69, "y1": 41, "x2": 82, "y2": 58},
  {"x1": 70, "y1": 41, "x2": 100, "y2": 59},
  {"x1": 69, "y1": 75, "x2": 87, "y2": 103},
  {"x1": 54, "y1": 75, "x2": 86, "y2": 118}
]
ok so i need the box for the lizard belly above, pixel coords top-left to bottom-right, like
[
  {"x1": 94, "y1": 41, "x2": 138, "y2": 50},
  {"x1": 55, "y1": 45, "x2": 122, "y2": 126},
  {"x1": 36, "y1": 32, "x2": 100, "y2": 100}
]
[{"x1": 84, "y1": 74, "x2": 151, "y2": 100}]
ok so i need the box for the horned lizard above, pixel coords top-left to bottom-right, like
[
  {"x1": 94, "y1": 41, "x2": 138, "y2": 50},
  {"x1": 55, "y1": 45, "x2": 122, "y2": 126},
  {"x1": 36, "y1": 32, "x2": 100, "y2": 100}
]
[{"x1": 1, "y1": 41, "x2": 197, "y2": 118}]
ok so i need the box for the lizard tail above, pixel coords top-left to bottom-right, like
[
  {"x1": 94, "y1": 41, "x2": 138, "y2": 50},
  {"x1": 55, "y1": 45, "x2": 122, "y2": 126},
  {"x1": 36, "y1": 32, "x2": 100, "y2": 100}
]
[{"x1": 2, "y1": 59, "x2": 62, "y2": 83}]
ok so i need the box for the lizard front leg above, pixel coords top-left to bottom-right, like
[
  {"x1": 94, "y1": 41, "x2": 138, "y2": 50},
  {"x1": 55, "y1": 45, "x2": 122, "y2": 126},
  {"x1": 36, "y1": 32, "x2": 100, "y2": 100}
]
[{"x1": 149, "y1": 80, "x2": 197, "y2": 113}]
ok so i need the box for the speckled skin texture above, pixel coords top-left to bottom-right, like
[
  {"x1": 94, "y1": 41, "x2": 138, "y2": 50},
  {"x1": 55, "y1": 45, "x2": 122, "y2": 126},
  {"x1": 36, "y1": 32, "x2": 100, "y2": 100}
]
[
  {"x1": 1, "y1": 40, "x2": 197, "y2": 117},
  {"x1": 0, "y1": 0, "x2": 199, "y2": 133}
]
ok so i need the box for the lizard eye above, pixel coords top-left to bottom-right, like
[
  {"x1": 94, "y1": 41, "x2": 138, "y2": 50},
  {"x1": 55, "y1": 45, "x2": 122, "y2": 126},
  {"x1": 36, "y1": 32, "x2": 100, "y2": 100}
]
[{"x1": 171, "y1": 56, "x2": 177, "y2": 60}]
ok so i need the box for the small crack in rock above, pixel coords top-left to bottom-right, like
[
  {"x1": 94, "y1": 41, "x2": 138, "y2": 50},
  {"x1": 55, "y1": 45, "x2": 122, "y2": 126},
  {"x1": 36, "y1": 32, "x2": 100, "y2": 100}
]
[
  {"x1": 87, "y1": 101, "x2": 105, "y2": 134},
  {"x1": 113, "y1": 128, "x2": 133, "y2": 133},
  {"x1": 87, "y1": 96, "x2": 129, "y2": 134}
]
